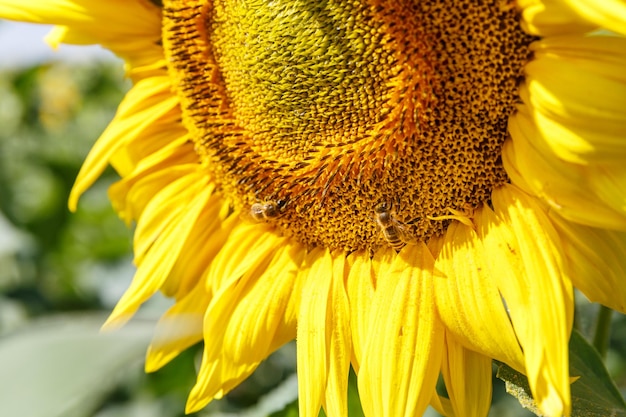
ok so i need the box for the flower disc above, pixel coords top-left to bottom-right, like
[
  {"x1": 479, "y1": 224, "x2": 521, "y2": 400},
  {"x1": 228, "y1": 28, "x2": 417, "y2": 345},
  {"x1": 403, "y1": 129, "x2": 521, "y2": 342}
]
[{"x1": 163, "y1": 0, "x2": 535, "y2": 252}]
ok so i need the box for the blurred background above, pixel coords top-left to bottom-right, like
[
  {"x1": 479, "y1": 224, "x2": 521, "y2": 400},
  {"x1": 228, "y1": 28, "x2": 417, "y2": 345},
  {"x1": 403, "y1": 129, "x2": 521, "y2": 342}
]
[{"x1": 0, "y1": 19, "x2": 623, "y2": 417}]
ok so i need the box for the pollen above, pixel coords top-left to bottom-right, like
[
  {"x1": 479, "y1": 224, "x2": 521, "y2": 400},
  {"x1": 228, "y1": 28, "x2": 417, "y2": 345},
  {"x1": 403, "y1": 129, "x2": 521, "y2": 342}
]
[{"x1": 162, "y1": 0, "x2": 535, "y2": 252}]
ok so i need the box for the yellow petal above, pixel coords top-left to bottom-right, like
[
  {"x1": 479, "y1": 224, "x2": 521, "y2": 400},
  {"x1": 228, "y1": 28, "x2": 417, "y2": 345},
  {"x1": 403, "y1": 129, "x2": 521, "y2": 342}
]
[
  {"x1": 500, "y1": 137, "x2": 536, "y2": 197},
  {"x1": 479, "y1": 185, "x2": 574, "y2": 417},
  {"x1": 123, "y1": 130, "x2": 193, "y2": 174},
  {"x1": 115, "y1": 165, "x2": 200, "y2": 230},
  {"x1": 549, "y1": 212, "x2": 626, "y2": 313},
  {"x1": 345, "y1": 251, "x2": 375, "y2": 372},
  {"x1": 524, "y1": 43, "x2": 626, "y2": 163},
  {"x1": 223, "y1": 242, "x2": 304, "y2": 365},
  {"x1": 162, "y1": 197, "x2": 235, "y2": 299},
  {"x1": 433, "y1": 220, "x2": 524, "y2": 372},
  {"x1": 108, "y1": 135, "x2": 195, "y2": 222},
  {"x1": 145, "y1": 283, "x2": 211, "y2": 372},
  {"x1": 102, "y1": 185, "x2": 212, "y2": 329},
  {"x1": 562, "y1": 0, "x2": 626, "y2": 36},
  {"x1": 187, "y1": 232, "x2": 285, "y2": 412},
  {"x1": 296, "y1": 248, "x2": 334, "y2": 417},
  {"x1": 430, "y1": 393, "x2": 456, "y2": 417},
  {"x1": 47, "y1": 24, "x2": 164, "y2": 70},
  {"x1": 205, "y1": 222, "x2": 284, "y2": 293},
  {"x1": 108, "y1": 108, "x2": 189, "y2": 178},
  {"x1": 441, "y1": 335, "x2": 493, "y2": 417},
  {"x1": 0, "y1": 0, "x2": 162, "y2": 64},
  {"x1": 202, "y1": 240, "x2": 278, "y2": 339},
  {"x1": 531, "y1": 36, "x2": 626, "y2": 84},
  {"x1": 190, "y1": 243, "x2": 303, "y2": 408},
  {"x1": 323, "y1": 254, "x2": 351, "y2": 417},
  {"x1": 132, "y1": 169, "x2": 208, "y2": 264},
  {"x1": 0, "y1": 0, "x2": 158, "y2": 30},
  {"x1": 586, "y1": 163, "x2": 626, "y2": 218},
  {"x1": 518, "y1": 0, "x2": 596, "y2": 36},
  {"x1": 69, "y1": 76, "x2": 179, "y2": 210},
  {"x1": 505, "y1": 110, "x2": 626, "y2": 230},
  {"x1": 187, "y1": 357, "x2": 257, "y2": 413},
  {"x1": 358, "y1": 243, "x2": 444, "y2": 417}
]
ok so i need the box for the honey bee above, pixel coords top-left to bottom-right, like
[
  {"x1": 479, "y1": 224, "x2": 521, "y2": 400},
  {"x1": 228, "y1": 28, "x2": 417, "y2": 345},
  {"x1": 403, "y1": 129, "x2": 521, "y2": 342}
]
[
  {"x1": 373, "y1": 202, "x2": 414, "y2": 251},
  {"x1": 250, "y1": 199, "x2": 285, "y2": 222}
]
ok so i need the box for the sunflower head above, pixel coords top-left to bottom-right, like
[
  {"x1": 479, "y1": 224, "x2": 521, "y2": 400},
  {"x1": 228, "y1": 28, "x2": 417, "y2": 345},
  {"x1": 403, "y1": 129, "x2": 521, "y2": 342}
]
[{"x1": 163, "y1": 0, "x2": 534, "y2": 253}]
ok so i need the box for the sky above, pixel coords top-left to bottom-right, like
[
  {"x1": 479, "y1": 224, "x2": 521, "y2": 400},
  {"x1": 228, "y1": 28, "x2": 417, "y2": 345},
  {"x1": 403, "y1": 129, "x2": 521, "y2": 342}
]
[{"x1": 0, "y1": 20, "x2": 119, "y2": 69}]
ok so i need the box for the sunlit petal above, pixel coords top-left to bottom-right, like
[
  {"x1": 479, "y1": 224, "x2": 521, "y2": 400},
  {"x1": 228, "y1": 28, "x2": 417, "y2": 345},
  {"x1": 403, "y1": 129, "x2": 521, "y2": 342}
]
[
  {"x1": 441, "y1": 335, "x2": 493, "y2": 417},
  {"x1": 479, "y1": 185, "x2": 574, "y2": 416},
  {"x1": 359, "y1": 244, "x2": 444, "y2": 417},
  {"x1": 434, "y1": 220, "x2": 524, "y2": 371}
]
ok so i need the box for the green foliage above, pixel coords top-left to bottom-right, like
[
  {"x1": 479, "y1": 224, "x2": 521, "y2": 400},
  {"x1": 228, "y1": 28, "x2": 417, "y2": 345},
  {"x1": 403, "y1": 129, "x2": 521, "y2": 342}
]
[
  {"x1": 0, "y1": 62, "x2": 132, "y2": 313},
  {"x1": 496, "y1": 329, "x2": 626, "y2": 417}
]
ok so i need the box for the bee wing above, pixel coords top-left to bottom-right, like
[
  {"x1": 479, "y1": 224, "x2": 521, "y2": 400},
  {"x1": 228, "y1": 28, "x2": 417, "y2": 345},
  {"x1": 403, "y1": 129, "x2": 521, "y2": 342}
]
[{"x1": 394, "y1": 219, "x2": 419, "y2": 245}]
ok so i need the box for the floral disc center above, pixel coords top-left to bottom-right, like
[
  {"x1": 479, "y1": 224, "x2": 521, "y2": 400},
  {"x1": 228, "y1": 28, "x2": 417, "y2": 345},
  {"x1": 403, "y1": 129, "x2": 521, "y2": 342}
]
[{"x1": 163, "y1": 0, "x2": 535, "y2": 252}]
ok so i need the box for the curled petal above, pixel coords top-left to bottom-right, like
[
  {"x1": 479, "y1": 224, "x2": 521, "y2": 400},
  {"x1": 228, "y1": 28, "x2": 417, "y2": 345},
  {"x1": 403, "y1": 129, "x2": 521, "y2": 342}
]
[
  {"x1": 479, "y1": 185, "x2": 574, "y2": 417},
  {"x1": 433, "y1": 220, "x2": 524, "y2": 371}
]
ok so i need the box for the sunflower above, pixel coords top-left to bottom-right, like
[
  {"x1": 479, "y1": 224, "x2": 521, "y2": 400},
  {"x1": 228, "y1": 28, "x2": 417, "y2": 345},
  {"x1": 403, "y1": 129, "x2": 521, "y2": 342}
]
[{"x1": 2, "y1": 0, "x2": 625, "y2": 415}]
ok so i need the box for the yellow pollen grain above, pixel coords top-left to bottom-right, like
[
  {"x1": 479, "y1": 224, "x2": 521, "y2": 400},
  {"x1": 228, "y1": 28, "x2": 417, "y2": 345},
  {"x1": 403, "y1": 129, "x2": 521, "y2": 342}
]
[{"x1": 162, "y1": 0, "x2": 535, "y2": 252}]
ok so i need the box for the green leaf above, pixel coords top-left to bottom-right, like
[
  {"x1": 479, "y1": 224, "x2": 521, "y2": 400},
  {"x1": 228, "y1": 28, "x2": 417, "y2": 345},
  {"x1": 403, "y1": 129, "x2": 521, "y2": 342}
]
[
  {"x1": 0, "y1": 314, "x2": 153, "y2": 417},
  {"x1": 496, "y1": 329, "x2": 626, "y2": 416},
  {"x1": 568, "y1": 329, "x2": 626, "y2": 415},
  {"x1": 347, "y1": 366, "x2": 365, "y2": 417}
]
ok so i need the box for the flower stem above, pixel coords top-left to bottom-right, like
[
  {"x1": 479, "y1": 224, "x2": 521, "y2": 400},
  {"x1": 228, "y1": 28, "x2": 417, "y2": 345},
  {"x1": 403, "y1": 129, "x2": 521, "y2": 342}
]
[{"x1": 592, "y1": 305, "x2": 613, "y2": 358}]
